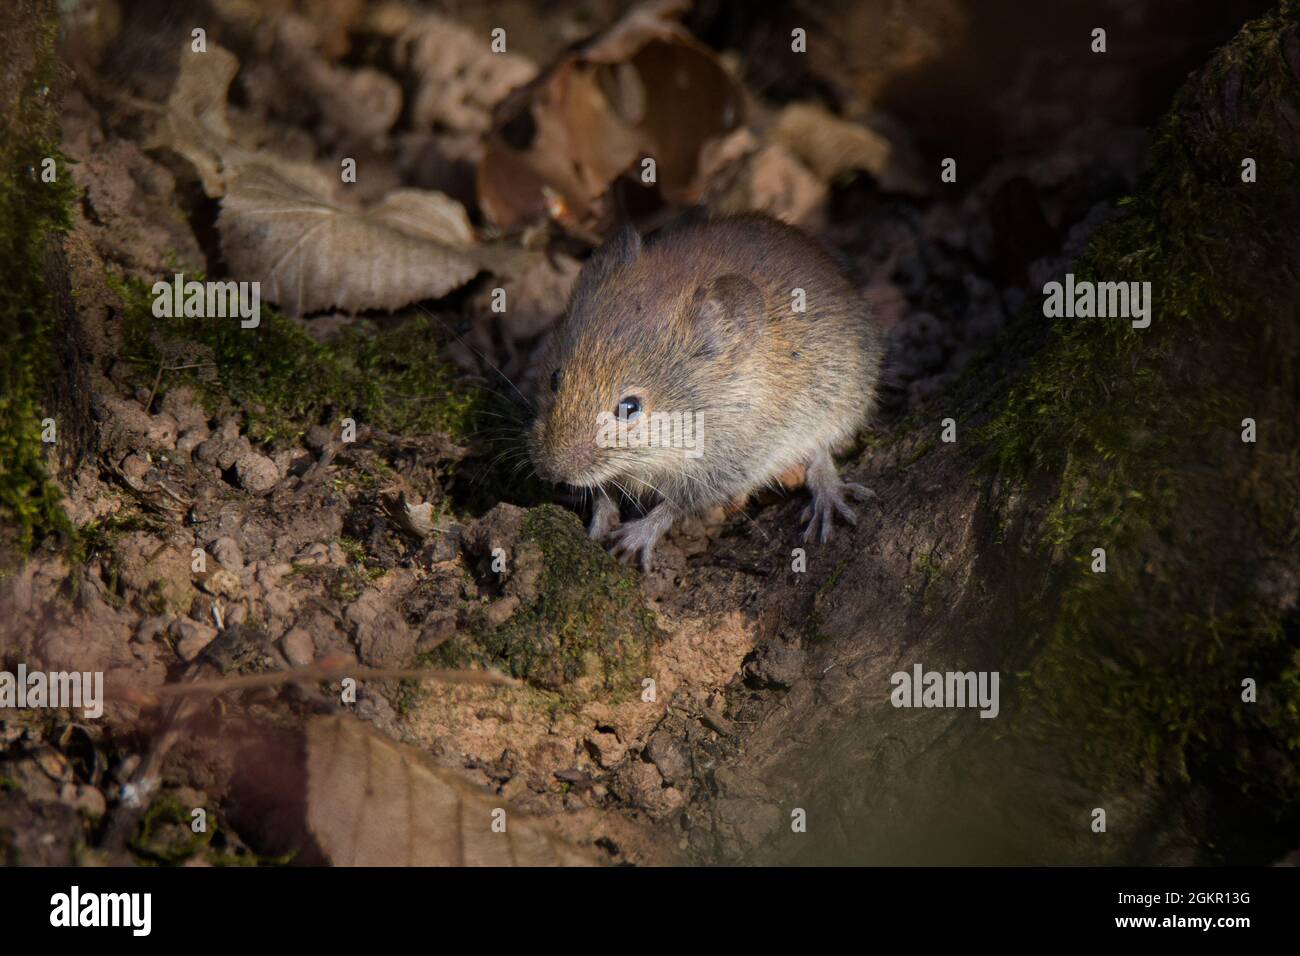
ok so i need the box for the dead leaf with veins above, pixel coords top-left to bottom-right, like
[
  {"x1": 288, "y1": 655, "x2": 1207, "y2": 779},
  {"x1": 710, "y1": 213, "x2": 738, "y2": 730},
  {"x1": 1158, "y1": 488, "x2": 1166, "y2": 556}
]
[
  {"x1": 147, "y1": 40, "x2": 527, "y2": 316},
  {"x1": 217, "y1": 153, "x2": 484, "y2": 316},
  {"x1": 303, "y1": 716, "x2": 596, "y2": 866}
]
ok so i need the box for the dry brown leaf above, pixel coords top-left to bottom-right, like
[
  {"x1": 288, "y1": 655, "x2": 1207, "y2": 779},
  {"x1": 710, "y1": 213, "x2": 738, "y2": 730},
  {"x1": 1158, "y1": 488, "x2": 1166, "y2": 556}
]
[
  {"x1": 145, "y1": 43, "x2": 239, "y2": 198},
  {"x1": 304, "y1": 716, "x2": 596, "y2": 866},
  {"x1": 218, "y1": 154, "x2": 483, "y2": 316},
  {"x1": 396, "y1": 11, "x2": 537, "y2": 137},
  {"x1": 135, "y1": 659, "x2": 519, "y2": 701},
  {"x1": 477, "y1": 0, "x2": 744, "y2": 229},
  {"x1": 581, "y1": 0, "x2": 694, "y2": 60},
  {"x1": 552, "y1": 67, "x2": 644, "y2": 197},
  {"x1": 147, "y1": 40, "x2": 493, "y2": 315},
  {"x1": 475, "y1": 251, "x2": 582, "y2": 341},
  {"x1": 212, "y1": 0, "x2": 366, "y2": 60},
  {"x1": 580, "y1": 0, "x2": 743, "y2": 197},
  {"x1": 772, "y1": 103, "x2": 892, "y2": 182},
  {"x1": 273, "y1": 12, "x2": 402, "y2": 140},
  {"x1": 366, "y1": 188, "x2": 475, "y2": 246},
  {"x1": 771, "y1": 102, "x2": 928, "y2": 196},
  {"x1": 148, "y1": 42, "x2": 528, "y2": 316},
  {"x1": 696, "y1": 126, "x2": 759, "y2": 188},
  {"x1": 297, "y1": 0, "x2": 367, "y2": 60},
  {"x1": 709, "y1": 143, "x2": 828, "y2": 228}
]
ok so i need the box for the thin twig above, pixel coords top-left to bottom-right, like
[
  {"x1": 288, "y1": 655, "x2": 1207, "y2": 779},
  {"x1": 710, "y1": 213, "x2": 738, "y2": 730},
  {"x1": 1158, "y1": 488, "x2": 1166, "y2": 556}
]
[{"x1": 138, "y1": 660, "x2": 520, "y2": 701}]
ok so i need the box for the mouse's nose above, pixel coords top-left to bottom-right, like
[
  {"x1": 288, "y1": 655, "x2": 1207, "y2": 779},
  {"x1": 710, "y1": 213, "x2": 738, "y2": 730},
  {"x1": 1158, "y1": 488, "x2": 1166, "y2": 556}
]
[
  {"x1": 566, "y1": 441, "x2": 595, "y2": 474},
  {"x1": 545, "y1": 440, "x2": 596, "y2": 484}
]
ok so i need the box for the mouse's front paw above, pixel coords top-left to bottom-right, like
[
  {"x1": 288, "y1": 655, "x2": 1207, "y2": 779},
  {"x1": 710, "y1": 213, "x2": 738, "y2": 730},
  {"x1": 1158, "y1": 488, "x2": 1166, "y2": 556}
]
[
  {"x1": 607, "y1": 506, "x2": 674, "y2": 571},
  {"x1": 800, "y1": 480, "x2": 874, "y2": 544},
  {"x1": 588, "y1": 496, "x2": 620, "y2": 541}
]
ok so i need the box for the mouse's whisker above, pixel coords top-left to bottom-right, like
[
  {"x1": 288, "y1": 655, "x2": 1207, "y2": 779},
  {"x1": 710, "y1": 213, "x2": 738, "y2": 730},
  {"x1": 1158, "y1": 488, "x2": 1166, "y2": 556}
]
[
  {"x1": 677, "y1": 470, "x2": 771, "y2": 542},
  {"x1": 628, "y1": 475, "x2": 680, "y2": 511},
  {"x1": 608, "y1": 477, "x2": 638, "y2": 511},
  {"x1": 405, "y1": 299, "x2": 536, "y2": 413}
]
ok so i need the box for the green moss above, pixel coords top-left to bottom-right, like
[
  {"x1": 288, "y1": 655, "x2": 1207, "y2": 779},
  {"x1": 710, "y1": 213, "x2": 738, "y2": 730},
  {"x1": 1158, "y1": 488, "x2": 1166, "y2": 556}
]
[
  {"x1": 916, "y1": 549, "x2": 942, "y2": 586},
  {"x1": 337, "y1": 535, "x2": 368, "y2": 565},
  {"x1": 394, "y1": 678, "x2": 422, "y2": 716},
  {"x1": 822, "y1": 556, "x2": 850, "y2": 593},
  {"x1": 975, "y1": 2, "x2": 1300, "y2": 815},
  {"x1": 107, "y1": 272, "x2": 479, "y2": 445},
  {"x1": 78, "y1": 508, "x2": 169, "y2": 560},
  {"x1": 129, "y1": 793, "x2": 266, "y2": 866},
  {"x1": 459, "y1": 505, "x2": 657, "y2": 695},
  {"x1": 801, "y1": 555, "x2": 852, "y2": 645},
  {"x1": 129, "y1": 795, "x2": 213, "y2": 865},
  {"x1": 901, "y1": 436, "x2": 939, "y2": 469},
  {"x1": 0, "y1": 7, "x2": 78, "y2": 565},
  {"x1": 288, "y1": 562, "x2": 371, "y2": 605}
]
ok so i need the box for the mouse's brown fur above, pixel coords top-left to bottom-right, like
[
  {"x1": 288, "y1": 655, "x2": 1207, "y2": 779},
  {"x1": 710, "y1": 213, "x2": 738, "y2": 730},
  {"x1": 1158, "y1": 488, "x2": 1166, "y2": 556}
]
[{"x1": 529, "y1": 214, "x2": 883, "y2": 569}]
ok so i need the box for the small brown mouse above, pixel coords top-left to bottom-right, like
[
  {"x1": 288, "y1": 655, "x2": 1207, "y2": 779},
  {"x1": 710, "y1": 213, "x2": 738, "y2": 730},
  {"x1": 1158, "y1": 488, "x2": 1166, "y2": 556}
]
[{"x1": 529, "y1": 214, "x2": 883, "y2": 569}]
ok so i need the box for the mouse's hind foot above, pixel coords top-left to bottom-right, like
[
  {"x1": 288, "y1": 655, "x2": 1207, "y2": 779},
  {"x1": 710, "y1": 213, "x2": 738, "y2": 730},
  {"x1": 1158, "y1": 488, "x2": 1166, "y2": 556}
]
[{"x1": 801, "y1": 447, "x2": 874, "y2": 543}]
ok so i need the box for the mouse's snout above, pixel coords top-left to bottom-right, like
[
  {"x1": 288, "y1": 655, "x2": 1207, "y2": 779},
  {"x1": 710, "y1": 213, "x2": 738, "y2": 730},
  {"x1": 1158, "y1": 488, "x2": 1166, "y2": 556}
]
[
  {"x1": 544, "y1": 438, "x2": 597, "y2": 485},
  {"x1": 530, "y1": 416, "x2": 599, "y2": 486}
]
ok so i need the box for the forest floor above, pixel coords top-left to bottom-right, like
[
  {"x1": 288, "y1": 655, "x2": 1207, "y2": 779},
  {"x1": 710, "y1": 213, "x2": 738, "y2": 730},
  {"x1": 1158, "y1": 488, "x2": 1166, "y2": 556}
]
[{"x1": 1, "y1": 0, "x2": 1294, "y2": 865}]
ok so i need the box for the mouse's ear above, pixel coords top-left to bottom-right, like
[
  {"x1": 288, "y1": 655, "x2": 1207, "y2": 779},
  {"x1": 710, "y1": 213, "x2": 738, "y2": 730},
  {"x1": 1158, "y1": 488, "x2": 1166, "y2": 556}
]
[
  {"x1": 584, "y1": 225, "x2": 641, "y2": 279},
  {"x1": 570, "y1": 225, "x2": 641, "y2": 309},
  {"x1": 690, "y1": 274, "x2": 765, "y2": 356},
  {"x1": 602, "y1": 224, "x2": 642, "y2": 265}
]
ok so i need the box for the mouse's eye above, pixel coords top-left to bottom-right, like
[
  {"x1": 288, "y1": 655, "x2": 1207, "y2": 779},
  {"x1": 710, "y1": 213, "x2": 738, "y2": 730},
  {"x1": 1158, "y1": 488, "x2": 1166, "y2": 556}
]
[
  {"x1": 550, "y1": 369, "x2": 560, "y2": 394},
  {"x1": 616, "y1": 395, "x2": 643, "y2": 421}
]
